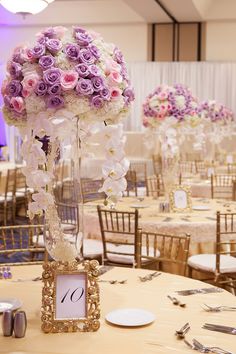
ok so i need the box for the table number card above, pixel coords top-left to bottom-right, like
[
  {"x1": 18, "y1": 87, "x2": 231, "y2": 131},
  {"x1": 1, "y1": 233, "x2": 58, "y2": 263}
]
[
  {"x1": 169, "y1": 185, "x2": 192, "y2": 213},
  {"x1": 41, "y1": 260, "x2": 100, "y2": 333}
]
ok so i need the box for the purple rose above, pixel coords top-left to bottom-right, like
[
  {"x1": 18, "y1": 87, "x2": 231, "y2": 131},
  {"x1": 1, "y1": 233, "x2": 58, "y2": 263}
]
[
  {"x1": 8, "y1": 62, "x2": 22, "y2": 79},
  {"x1": 46, "y1": 38, "x2": 62, "y2": 54},
  {"x1": 75, "y1": 32, "x2": 92, "y2": 47},
  {"x1": 37, "y1": 36, "x2": 46, "y2": 45},
  {"x1": 99, "y1": 87, "x2": 111, "y2": 101},
  {"x1": 41, "y1": 27, "x2": 56, "y2": 39},
  {"x1": 91, "y1": 95, "x2": 104, "y2": 109},
  {"x1": 65, "y1": 44, "x2": 80, "y2": 61},
  {"x1": 34, "y1": 81, "x2": 48, "y2": 96},
  {"x1": 47, "y1": 95, "x2": 65, "y2": 109},
  {"x1": 88, "y1": 64, "x2": 101, "y2": 77},
  {"x1": 120, "y1": 65, "x2": 129, "y2": 81},
  {"x1": 6, "y1": 80, "x2": 22, "y2": 97},
  {"x1": 91, "y1": 76, "x2": 104, "y2": 92},
  {"x1": 75, "y1": 63, "x2": 90, "y2": 78},
  {"x1": 89, "y1": 45, "x2": 100, "y2": 60},
  {"x1": 43, "y1": 68, "x2": 61, "y2": 85},
  {"x1": 30, "y1": 44, "x2": 45, "y2": 58},
  {"x1": 48, "y1": 83, "x2": 61, "y2": 95},
  {"x1": 114, "y1": 48, "x2": 124, "y2": 64},
  {"x1": 75, "y1": 78, "x2": 94, "y2": 95},
  {"x1": 39, "y1": 55, "x2": 55, "y2": 70},
  {"x1": 73, "y1": 26, "x2": 86, "y2": 36},
  {"x1": 123, "y1": 87, "x2": 135, "y2": 104},
  {"x1": 79, "y1": 49, "x2": 95, "y2": 65}
]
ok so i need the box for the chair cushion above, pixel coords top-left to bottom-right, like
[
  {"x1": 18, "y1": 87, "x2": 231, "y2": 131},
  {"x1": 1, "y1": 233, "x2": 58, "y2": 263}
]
[
  {"x1": 83, "y1": 239, "x2": 103, "y2": 257},
  {"x1": 0, "y1": 194, "x2": 13, "y2": 202},
  {"x1": 188, "y1": 254, "x2": 236, "y2": 273},
  {"x1": 107, "y1": 244, "x2": 160, "y2": 265}
]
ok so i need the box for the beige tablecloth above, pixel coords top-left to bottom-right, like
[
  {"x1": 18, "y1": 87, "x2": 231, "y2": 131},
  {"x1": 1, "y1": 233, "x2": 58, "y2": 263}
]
[
  {"x1": 84, "y1": 197, "x2": 236, "y2": 255},
  {"x1": 1, "y1": 265, "x2": 236, "y2": 354}
]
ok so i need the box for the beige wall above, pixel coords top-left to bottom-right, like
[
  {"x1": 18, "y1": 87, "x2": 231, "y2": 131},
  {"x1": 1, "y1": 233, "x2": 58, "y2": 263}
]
[
  {"x1": 206, "y1": 21, "x2": 236, "y2": 60},
  {"x1": 0, "y1": 23, "x2": 148, "y2": 63}
]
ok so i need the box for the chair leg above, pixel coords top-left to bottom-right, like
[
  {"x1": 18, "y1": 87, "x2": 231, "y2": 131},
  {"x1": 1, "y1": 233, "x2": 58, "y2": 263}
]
[{"x1": 188, "y1": 266, "x2": 193, "y2": 278}]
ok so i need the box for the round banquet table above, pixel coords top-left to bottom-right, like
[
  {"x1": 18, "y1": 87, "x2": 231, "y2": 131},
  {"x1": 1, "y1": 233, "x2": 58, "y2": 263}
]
[
  {"x1": 84, "y1": 197, "x2": 236, "y2": 255},
  {"x1": 1, "y1": 265, "x2": 236, "y2": 354}
]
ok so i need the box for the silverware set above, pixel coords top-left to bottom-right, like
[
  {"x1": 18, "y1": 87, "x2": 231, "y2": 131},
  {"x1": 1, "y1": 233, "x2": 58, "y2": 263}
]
[
  {"x1": 98, "y1": 279, "x2": 127, "y2": 284},
  {"x1": 167, "y1": 295, "x2": 186, "y2": 307},
  {"x1": 138, "y1": 271, "x2": 161, "y2": 282},
  {"x1": 202, "y1": 304, "x2": 236, "y2": 312},
  {"x1": 175, "y1": 322, "x2": 190, "y2": 339},
  {"x1": 203, "y1": 323, "x2": 236, "y2": 335},
  {"x1": 176, "y1": 287, "x2": 223, "y2": 296},
  {"x1": 184, "y1": 338, "x2": 234, "y2": 354}
]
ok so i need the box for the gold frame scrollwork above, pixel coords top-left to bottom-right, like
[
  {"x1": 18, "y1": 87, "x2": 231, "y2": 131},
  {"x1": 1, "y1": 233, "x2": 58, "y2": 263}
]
[
  {"x1": 169, "y1": 185, "x2": 192, "y2": 213},
  {"x1": 41, "y1": 259, "x2": 100, "y2": 333}
]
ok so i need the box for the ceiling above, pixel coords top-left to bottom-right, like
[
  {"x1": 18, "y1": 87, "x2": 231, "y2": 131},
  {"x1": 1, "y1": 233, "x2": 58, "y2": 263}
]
[{"x1": 1, "y1": 0, "x2": 236, "y2": 26}]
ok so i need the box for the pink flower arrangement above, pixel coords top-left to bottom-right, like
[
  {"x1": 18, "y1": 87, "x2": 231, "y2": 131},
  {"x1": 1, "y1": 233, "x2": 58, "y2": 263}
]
[
  {"x1": 200, "y1": 100, "x2": 234, "y2": 124},
  {"x1": 142, "y1": 84, "x2": 201, "y2": 128}
]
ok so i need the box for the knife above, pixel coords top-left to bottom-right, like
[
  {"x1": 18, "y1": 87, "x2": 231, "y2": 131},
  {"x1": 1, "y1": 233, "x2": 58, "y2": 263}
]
[{"x1": 203, "y1": 323, "x2": 236, "y2": 335}]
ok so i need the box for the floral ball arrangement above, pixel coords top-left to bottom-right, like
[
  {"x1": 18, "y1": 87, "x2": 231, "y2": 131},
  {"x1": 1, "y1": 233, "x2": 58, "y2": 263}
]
[
  {"x1": 1, "y1": 26, "x2": 135, "y2": 261},
  {"x1": 2, "y1": 26, "x2": 134, "y2": 127},
  {"x1": 142, "y1": 84, "x2": 202, "y2": 156},
  {"x1": 200, "y1": 100, "x2": 234, "y2": 124},
  {"x1": 142, "y1": 84, "x2": 201, "y2": 129}
]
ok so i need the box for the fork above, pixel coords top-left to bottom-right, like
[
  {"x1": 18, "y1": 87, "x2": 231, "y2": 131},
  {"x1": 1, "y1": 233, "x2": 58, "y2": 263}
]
[
  {"x1": 138, "y1": 271, "x2": 161, "y2": 282},
  {"x1": 192, "y1": 338, "x2": 235, "y2": 354},
  {"x1": 202, "y1": 304, "x2": 236, "y2": 312}
]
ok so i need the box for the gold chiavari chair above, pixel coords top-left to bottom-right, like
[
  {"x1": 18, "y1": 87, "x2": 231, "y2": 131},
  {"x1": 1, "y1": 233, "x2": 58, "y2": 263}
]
[
  {"x1": 0, "y1": 224, "x2": 46, "y2": 265},
  {"x1": 56, "y1": 201, "x2": 79, "y2": 233},
  {"x1": 152, "y1": 154, "x2": 162, "y2": 175},
  {"x1": 15, "y1": 168, "x2": 28, "y2": 217},
  {"x1": 130, "y1": 162, "x2": 147, "y2": 192},
  {"x1": 227, "y1": 163, "x2": 236, "y2": 175},
  {"x1": 125, "y1": 170, "x2": 137, "y2": 197},
  {"x1": 81, "y1": 178, "x2": 105, "y2": 203},
  {"x1": 138, "y1": 232, "x2": 191, "y2": 275},
  {"x1": 146, "y1": 175, "x2": 164, "y2": 198},
  {"x1": 188, "y1": 211, "x2": 236, "y2": 293},
  {"x1": 233, "y1": 181, "x2": 236, "y2": 202},
  {"x1": 0, "y1": 169, "x2": 16, "y2": 225},
  {"x1": 55, "y1": 202, "x2": 103, "y2": 261},
  {"x1": 211, "y1": 174, "x2": 236, "y2": 200},
  {"x1": 97, "y1": 205, "x2": 141, "y2": 267},
  {"x1": 195, "y1": 160, "x2": 206, "y2": 175}
]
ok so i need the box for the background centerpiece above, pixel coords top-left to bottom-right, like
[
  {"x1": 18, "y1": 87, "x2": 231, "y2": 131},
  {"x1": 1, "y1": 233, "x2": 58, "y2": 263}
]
[
  {"x1": 1, "y1": 25, "x2": 134, "y2": 261},
  {"x1": 142, "y1": 83, "x2": 202, "y2": 196}
]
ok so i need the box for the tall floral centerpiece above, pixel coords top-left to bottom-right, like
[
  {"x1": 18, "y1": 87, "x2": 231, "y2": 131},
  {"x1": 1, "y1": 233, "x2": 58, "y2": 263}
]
[
  {"x1": 142, "y1": 84, "x2": 202, "y2": 195},
  {"x1": 200, "y1": 100, "x2": 235, "y2": 161},
  {"x1": 1, "y1": 25, "x2": 134, "y2": 261}
]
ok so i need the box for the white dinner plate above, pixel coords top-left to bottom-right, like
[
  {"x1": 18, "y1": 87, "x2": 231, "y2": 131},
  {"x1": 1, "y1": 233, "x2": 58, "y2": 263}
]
[
  {"x1": 105, "y1": 308, "x2": 156, "y2": 327},
  {"x1": 192, "y1": 205, "x2": 211, "y2": 211},
  {"x1": 130, "y1": 204, "x2": 149, "y2": 209},
  {"x1": 0, "y1": 298, "x2": 22, "y2": 313}
]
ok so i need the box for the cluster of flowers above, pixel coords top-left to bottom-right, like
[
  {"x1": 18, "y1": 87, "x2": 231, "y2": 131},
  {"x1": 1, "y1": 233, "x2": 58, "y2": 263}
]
[
  {"x1": 142, "y1": 84, "x2": 201, "y2": 129},
  {"x1": 200, "y1": 100, "x2": 234, "y2": 124},
  {"x1": 2, "y1": 26, "x2": 134, "y2": 127}
]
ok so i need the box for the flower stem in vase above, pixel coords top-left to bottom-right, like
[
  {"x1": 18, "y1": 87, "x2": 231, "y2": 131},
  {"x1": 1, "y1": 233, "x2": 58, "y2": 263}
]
[{"x1": 161, "y1": 156, "x2": 179, "y2": 201}]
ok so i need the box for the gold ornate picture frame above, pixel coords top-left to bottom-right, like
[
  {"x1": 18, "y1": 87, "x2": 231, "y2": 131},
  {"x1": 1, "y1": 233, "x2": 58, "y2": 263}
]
[
  {"x1": 169, "y1": 185, "x2": 192, "y2": 213},
  {"x1": 41, "y1": 259, "x2": 100, "y2": 333}
]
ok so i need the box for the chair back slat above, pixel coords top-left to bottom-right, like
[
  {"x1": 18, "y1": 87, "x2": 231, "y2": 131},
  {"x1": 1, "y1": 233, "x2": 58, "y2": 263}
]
[
  {"x1": 139, "y1": 231, "x2": 190, "y2": 275},
  {"x1": 0, "y1": 225, "x2": 45, "y2": 265}
]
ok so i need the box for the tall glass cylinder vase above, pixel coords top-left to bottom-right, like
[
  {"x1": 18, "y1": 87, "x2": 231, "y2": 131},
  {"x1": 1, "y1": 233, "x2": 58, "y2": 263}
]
[{"x1": 43, "y1": 118, "x2": 84, "y2": 263}]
